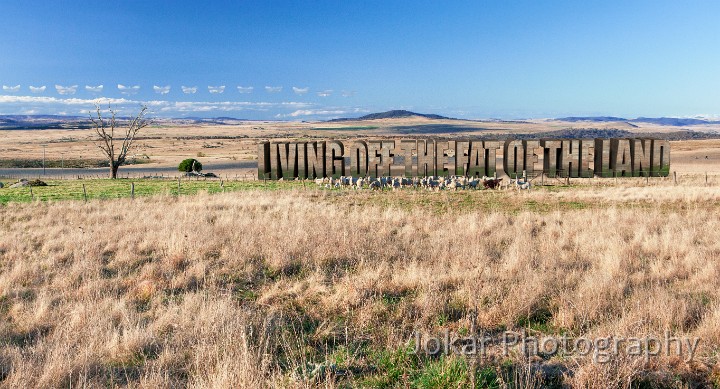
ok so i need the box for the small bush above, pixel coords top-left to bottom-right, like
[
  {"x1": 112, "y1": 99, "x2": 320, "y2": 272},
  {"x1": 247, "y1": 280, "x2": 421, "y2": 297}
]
[{"x1": 178, "y1": 158, "x2": 203, "y2": 172}]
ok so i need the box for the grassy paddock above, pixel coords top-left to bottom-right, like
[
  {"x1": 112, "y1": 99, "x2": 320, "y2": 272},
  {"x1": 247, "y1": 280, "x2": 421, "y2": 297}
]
[
  {"x1": 0, "y1": 178, "x2": 305, "y2": 204},
  {"x1": 0, "y1": 173, "x2": 714, "y2": 206},
  {"x1": 0, "y1": 179, "x2": 718, "y2": 387}
]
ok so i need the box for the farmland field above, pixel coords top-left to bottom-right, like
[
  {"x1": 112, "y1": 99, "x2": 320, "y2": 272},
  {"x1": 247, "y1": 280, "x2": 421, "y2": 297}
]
[
  {"x1": 0, "y1": 172, "x2": 719, "y2": 388},
  {"x1": 0, "y1": 118, "x2": 719, "y2": 388}
]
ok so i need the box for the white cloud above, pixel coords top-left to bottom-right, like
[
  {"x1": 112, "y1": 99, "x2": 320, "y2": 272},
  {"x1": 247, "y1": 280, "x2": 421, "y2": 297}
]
[
  {"x1": 265, "y1": 86, "x2": 282, "y2": 93},
  {"x1": 55, "y1": 85, "x2": 78, "y2": 95},
  {"x1": 181, "y1": 86, "x2": 197, "y2": 94},
  {"x1": 278, "y1": 108, "x2": 368, "y2": 118},
  {"x1": 85, "y1": 85, "x2": 104, "y2": 93},
  {"x1": 292, "y1": 87, "x2": 309, "y2": 95},
  {"x1": 342, "y1": 90, "x2": 355, "y2": 97},
  {"x1": 161, "y1": 100, "x2": 312, "y2": 113},
  {"x1": 29, "y1": 86, "x2": 47, "y2": 93},
  {"x1": 3, "y1": 85, "x2": 21, "y2": 93},
  {"x1": 117, "y1": 84, "x2": 140, "y2": 95},
  {"x1": 317, "y1": 89, "x2": 333, "y2": 97},
  {"x1": 153, "y1": 85, "x2": 171, "y2": 95},
  {"x1": 0, "y1": 95, "x2": 134, "y2": 105},
  {"x1": 208, "y1": 85, "x2": 225, "y2": 94},
  {"x1": 237, "y1": 86, "x2": 254, "y2": 94}
]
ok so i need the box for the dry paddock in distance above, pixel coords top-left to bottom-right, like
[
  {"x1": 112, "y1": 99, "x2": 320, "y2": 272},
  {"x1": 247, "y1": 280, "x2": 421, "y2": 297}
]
[{"x1": 0, "y1": 172, "x2": 718, "y2": 387}]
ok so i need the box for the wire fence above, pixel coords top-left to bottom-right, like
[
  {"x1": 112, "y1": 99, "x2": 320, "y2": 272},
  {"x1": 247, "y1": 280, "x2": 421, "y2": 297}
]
[
  {"x1": 0, "y1": 172, "x2": 259, "y2": 182},
  {"x1": 1, "y1": 171, "x2": 718, "y2": 184},
  {"x1": 0, "y1": 170, "x2": 717, "y2": 204}
]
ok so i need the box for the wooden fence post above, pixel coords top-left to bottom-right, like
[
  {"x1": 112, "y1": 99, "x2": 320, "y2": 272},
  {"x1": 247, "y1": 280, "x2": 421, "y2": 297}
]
[
  {"x1": 131, "y1": 182, "x2": 135, "y2": 199},
  {"x1": 674, "y1": 171, "x2": 677, "y2": 185},
  {"x1": 29, "y1": 186, "x2": 34, "y2": 200},
  {"x1": 177, "y1": 177, "x2": 181, "y2": 194},
  {"x1": 83, "y1": 184, "x2": 87, "y2": 202}
]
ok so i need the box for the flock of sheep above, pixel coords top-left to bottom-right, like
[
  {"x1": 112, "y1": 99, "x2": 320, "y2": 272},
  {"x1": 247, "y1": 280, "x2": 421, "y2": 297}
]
[{"x1": 311, "y1": 175, "x2": 533, "y2": 190}]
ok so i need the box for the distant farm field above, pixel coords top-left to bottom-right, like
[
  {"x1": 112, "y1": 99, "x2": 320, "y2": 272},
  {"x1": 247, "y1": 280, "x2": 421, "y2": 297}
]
[{"x1": 0, "y1": 177, "x2": 718, "y2": 388}]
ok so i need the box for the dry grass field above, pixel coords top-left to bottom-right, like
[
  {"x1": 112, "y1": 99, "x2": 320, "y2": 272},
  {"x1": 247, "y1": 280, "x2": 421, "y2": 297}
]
[
  {"x1": 1, "y1": 117, "x2": 719, "y2": 387},
  {"x1": 0, "y1": 177, "x2": 719, "y2": 388}
]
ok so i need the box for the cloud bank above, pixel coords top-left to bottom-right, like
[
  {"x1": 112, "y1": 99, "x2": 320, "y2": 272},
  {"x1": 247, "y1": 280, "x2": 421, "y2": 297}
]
[
  {"x1": 0, "y1": 94, "x2": 368, "y2": 119},
  {"x1": 29, "y1": 86, "x2": 46, "y2": 93}
]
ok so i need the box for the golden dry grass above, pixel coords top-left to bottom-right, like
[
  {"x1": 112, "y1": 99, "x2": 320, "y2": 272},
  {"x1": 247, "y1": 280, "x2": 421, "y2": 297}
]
[{"x1": 0, "y1": 179, "x2": 718, "y2": 387}]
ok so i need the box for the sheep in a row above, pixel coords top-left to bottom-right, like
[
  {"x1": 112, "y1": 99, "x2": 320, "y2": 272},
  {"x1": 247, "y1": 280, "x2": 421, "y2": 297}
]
[{"x1": 310, "y1": 175, "x2": 517, "y2": 191}]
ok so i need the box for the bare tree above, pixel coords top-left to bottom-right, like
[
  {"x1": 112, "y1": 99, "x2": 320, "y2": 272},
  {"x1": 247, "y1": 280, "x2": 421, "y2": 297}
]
[{"x1": 91, "y1": 104, "x2": 149, "y2": 179}]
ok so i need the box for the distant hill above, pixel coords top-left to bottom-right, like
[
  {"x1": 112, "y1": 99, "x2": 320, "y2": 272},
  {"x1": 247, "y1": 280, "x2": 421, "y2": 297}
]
[
  {"x1": 630, "y1": 117, "x2": 720, "y2": 126},
  {"x1": 329, "y1": 110, "x2": 450, "y2": 122},
  {"x1": 0, "y1": 115, "x2": 257, "y2": 130},
  {"x1": 0, "y1": 115, "x2": 90, "y2": 130},
  {"x1": 557, "y1": 116, "x2": 720, "y2": 126},
  {"x1": 556, "y1": 116, "x2": 628, "y2": 122}
]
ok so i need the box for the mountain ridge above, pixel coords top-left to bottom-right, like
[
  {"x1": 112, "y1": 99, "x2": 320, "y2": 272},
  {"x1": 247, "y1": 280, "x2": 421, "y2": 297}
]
[{"x1": 328, "y1": 110, "x2": 451, "y2": 122}]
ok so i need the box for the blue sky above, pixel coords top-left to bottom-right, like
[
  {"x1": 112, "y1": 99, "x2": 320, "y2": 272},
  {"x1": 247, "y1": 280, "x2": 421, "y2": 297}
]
[{"x1": 1, "y1": 1, "x2": 719, "y2": 120}]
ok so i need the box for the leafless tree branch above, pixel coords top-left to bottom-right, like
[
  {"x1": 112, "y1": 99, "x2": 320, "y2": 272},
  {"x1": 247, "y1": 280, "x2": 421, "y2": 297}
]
[{"x1": 90, "y1": 103, "x2": 149, "y2": 178}]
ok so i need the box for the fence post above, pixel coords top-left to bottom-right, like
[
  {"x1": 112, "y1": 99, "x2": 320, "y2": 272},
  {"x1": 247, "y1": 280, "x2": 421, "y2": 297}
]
[
  {"x1": 177, "y1": 177, "x2": 181, "y2": 194},
  {"x1": 706, "y1": 172, "x2": 708, "y2": 185},
  {"x1": 29, "y1": 186, "x2": 34, "y2": 200},
  {"x1": 673, "y1": 171, "x2": 677, "y2": 185},
  {"x1": 131, "y1": 182, "x2": 135, "y2": 199},
  {"x1": 83, "y1": 184, "x2": 87, "y2": 202}
]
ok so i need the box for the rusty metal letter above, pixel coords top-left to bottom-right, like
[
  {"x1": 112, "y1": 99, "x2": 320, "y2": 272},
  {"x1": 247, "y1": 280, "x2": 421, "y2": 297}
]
[
  {"x1": 399, "y1": 139, "x2": 417, "y2": 177},
  {"x1": 611, "y1": 139, "x2": 632, "y2": 177},
  {"x1": 417, "y1": 139, "x2": 435, "y2": 177},
  {"x1": 503, "y1": 139, "x2": 524, "y2": 178},
  {"x1": 325, "y1": 140, "x2": 344, "y2": 178},
  {"x1": 257, "y1": 142, "x2": 270, "y2": 179},
  {"x1": 541, "y1": 140, "x2": 562, "y2": 178},
  {"x1": 348, "y1": 140, "x2": 368, "y2": 177},
  {"x1": 435, "y1": 140, "x2": 452, "y2": 177},
  {"x1": 455, "y1": 141, "x2": 470, "y2": 176}
]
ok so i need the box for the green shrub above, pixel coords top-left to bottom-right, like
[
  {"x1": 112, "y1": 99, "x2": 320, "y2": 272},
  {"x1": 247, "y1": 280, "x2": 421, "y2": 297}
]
[{"x1": 178, "y1": 158, "x2": 202, "y2": 172}]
